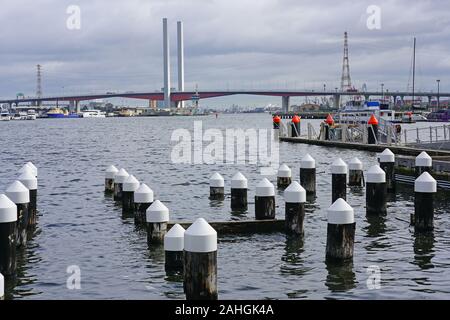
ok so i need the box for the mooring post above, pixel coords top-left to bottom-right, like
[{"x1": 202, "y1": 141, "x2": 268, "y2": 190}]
[
  {"x1": 122, "y1": 175, "x2": 140, "y2": 215},
  {"x1": 326, "y1": 198, "x2": 355, "y2": 261},
  {"x1": 133, "y1": 183, "x2": 153, "y2": 224},
  {"x1": 164, "y1": 223, "x2": 185, "y2": 273},
  {"x1": 366, "y1": 165, "x2": 387, "y2": 215},
  {"x1": 209, "y1": 172, "x2": 224, "y2": 200},
  {"x1": 6, "y1": 181, "x2": 29, "y2": 247},
  {"x1": 113, "y1": 168, "x2": 129, "y2": 202},
  {"x1": 255, "y1": 178, "x2": 276, "y2": 220},
  {"x1": 291, "y1": 115, "x2": 300, "y2": 137},
  {"x1": 367, "y1": 115, "x2": 379, "y2": 144},
  {"x1": 0, "y1": 194, "x2": 17, "y2": 276},
  {"x1": 414, "y1": 172, "x2": 437, "y2": 232},
  {"x1": 300, "y1": 153, "x2": 316, "y2": 196},
  {"x1": 415, "y1": 151, "x2": 432, "y2": 177},
  {"x1": 348, "y1": 157, "x2": 363, "y2": 187},
  {"x1": 184, "y1": 218, "x2": 218, "y2": 300},
  {"x1": 105, "y1": 165, "x2": 118, "y2": 193},
  {"x1": 230, "y1": 172, "x2": 248, "y2": 211},
  {"x1": 146, "y1": 200, "x2": 169, "y2": 246},
  {"x1": 331, "y1": 158, "x2": 348, "y2": 203},
  {"x1": 284, "y1": 181, "x2": 306, "y2": 235},
  {"x1": 277, "y1": 164, "x2": 292, "y2": 189},
  {"x1": 18, "y1": 169, "x2": 38, "y2": 228},
  {"x1": 18, "y1": 163, "x2": 35, "y2": 177},
  {"x1": 379, "y1": 148, "x2": 396, "y2": 192},
  {"x1": 25, "y1": 162, "x2": 38, "y2": 177},
  {"x1": 0, "y1": 273, "x2": 4, "y2": 299}
]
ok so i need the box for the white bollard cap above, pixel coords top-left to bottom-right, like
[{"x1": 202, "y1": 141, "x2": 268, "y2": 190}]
[
  {"x1": 348, "y1": 157, "x2": 363, "y2": 171},
  {"x1": 26, "y1": 161, "x2": 38, "y2": 176},
  {"x1": 331, "y1": 158, "x2": 348, "y2": 174},
  {"x1": 164, "y1": 223, "x2": 185, "y2": 251},
  {"x1": 328, "y1": 198, "x2": 355, "y2": 224},
  {"x1": 6, "y1": 181, "x2": 30, "y2": 204},
  {"x1": 105, "y1": 165, "x2": 119, "y2": 179},
  {"x1": 18, "y1": 170, "x2": 38, "y2": 190},
  {"x1": 210, "y1": 172, "x2": 224, "y2": 188},
  {"x1": 277, "y1": 164, "x2": 292, "y2": 178},
  {"x1": 0, "y1": 194, "x2": 17, "y2": 223},
  {"x1": 123, "y1": 175, "x2": 140, "y2": 192},
  {"x1": 300, "y1": 154, "x2": 316, "y2": 169},
  {"x1": 284, "y1": 181, "x2": 306, "y2": 203},
  {"x1": 415, "y1": 151, "x2": 432, "y2": 167},
  {"x1": 146, "y1": 200, "x2": 169, "y2": 223},
  {"x1": 414, "y1": 172, "x2": 437, "y2": 193},
  {"x1": 114, "y1": 168, "x2": 129, "y2": 183},
  {"x1": 18, "y1": 163, "x2": 35, "y2": 177},
  {"x1": 0, "y1": 272, "x2": 4, "y2": 298},
  {"x1": 256, "y1": 178, "x2": 275, "y2": 197},
  {"x1": 134, "y1": 183, "x2": 154, "y2": 203},
  {"x1": 184, "y1": 218, "x2": 217, "y2": 253},
  {"x1": 366, "y1": 165, "x2": 386, "y2": 183},
  {"x1": 231, "y1": 172, "x2": 248, "y2": 189},
  {"x1": 379, "y1": 148, "x2": 395, "y2": 163}
]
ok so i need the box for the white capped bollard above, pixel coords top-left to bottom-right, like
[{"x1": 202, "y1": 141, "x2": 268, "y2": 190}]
[
  {"x1": 0, "y1": 273, "x2": 4, "y2": 299},
  {"x1": 230, "y1": 172, "x2": 248, "y2": 211},
  {"x1": 300, "y1": 154, "x2": 316, "y2": 196},
  {"x1": 146, "y1": 200, "x2": 169, "y2": 246},
  {"x1": 26, "y1": 162, "x2": 38, "y2": 177},
  {"x1": 0, "y1": 194, "x2": 17, "y2": 276},
  {"x1": 326, "y1": 198, "x2": 355, "y2": 261},
  {"x1": 18, "y1": 162, "x2": 37, "y2": 177},
  {"x1": 366, "y1": 165, "x2": 387, "y2": 215},
  {"x1": 348, "y1": 157, "x2": 363, "y2": 187},
  {"x1": 379, "y1": 148, "x2": 395, "y2": 192},
  {"x1": 6, "y1": 181, "x2": 29, "y2": 247},
  {"x1": 122, "y1": 175, "x2": 140, "y2": 215},
  {"x1": 414, "y1": 172, "x2": 437, "y2": 232},
  {"x1": 277, "y1": 164, "x2": 292, "y2": 189},
  {"x1": 331, "y1": 158, "x2": 348, "y2": 203},
  {"x1": 105, "y1": 165, "x2": 118, "y2": 193},
  {"x1": 255, "y1": 178, "x2": 275, "y2": 220},
  {"x1": 133, "y1": 183, "x2": 154, "y2": 224},
  {"x1": 284, "y1": 181, "x2": 306, "y2": 235},
  {"x1": 209, "y1": 172, "x2": 224, "y2": 200},
  {"x1": 18, "y1": 169, "x2": 38, "y2": 228},
  {"x1": 164, "y1": 223, "x2": 185, "y2": 272},
  {"x1": 113, "y1": 168, "x2": 129, "y2": 201},
  {"x1": 415, "y1": 151, "x2": 432, "y2": 177},
  {"x1": 184, "y1": 218, "x2": 218, "y2": 300}
]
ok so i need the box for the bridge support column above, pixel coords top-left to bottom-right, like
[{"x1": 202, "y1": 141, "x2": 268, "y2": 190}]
[
  {"x1": 282, "y1": 96, "x2": 290, "y2": 113},
  {"x1": 76, "y1": 101, "x2": 80, "y2": 114},
  {"x1": 333, "y1": 94, "x2": 340, "y2": 109}
]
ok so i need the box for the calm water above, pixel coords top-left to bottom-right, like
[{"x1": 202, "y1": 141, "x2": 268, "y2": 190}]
[{"x1": 0, "y1": 114, "x2": 449, "y2": 300}]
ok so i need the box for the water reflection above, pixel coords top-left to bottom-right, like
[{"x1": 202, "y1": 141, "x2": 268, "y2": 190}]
[
  {"x1": 280, "y1": 235, "x2": 305, "y2": 275},
  {"x1": 325, "y1": 260, "x2": 356, "y2": 292},
  {"x1": 349, "y1": 186, "x2": 364, "y2": 196},
  {"x1": 413, "y1": 231, "x2": 435, "y2": 270},
  {"x1": 364, "y1": 214, "x2": 387, "y2": 238}
]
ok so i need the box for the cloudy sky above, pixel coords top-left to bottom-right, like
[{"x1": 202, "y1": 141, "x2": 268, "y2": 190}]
[{"x1": 0, "y1": 0, "x2": 449, "y2": 107}]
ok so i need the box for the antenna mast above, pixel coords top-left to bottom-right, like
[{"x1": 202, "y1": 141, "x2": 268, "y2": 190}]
[
  {"x1": 340, "y1": 31, "x2": 352, "y2": 92},
  {"x1": 36, "y1": 64, "x2": 42, "y2": 106}
]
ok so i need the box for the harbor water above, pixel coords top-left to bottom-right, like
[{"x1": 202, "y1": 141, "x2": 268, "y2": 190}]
[{"x1": 0, "y1": 113, "x2": 450, "y2": 299}]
